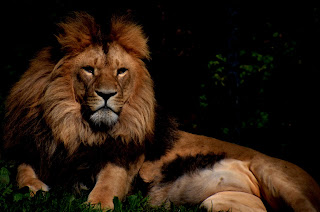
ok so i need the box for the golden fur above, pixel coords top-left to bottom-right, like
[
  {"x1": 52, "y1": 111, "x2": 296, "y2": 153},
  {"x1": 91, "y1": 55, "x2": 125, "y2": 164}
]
[
  {"x1": 140, "y1": 131, "x2": 320, "y2": 211},
  {"x1": 4, "y1": 12, "x2": 155, "y2": 152},
  {"x1": 3, "y1": 12, "x2": 320, "y2": 211},
  {"x1": 17, "y1": 164, "x2": 50, "y2": 195},
  {"x1": 3, "y1": 12, "x2": 154, "y2": 209}
]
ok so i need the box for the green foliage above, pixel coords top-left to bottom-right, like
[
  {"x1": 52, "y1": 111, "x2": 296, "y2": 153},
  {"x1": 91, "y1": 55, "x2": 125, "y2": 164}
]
[
  {"x1": 239, "y1": 51, "x2": 273, "y2": 84},
  {"x1": 199, "y1": 94, "x2": 208, "y2": 108},
  {"x1": 207, "y1": 51, "x2": 273, "y2": 88},
  {"x1": 113, "y1": 193, "x2": 150, "y2": 212},
  {"x1": 201, "y1": 50, "x2": 272, "y2": 130},
  {"x1": 241, "y1": 110, "x2": 269, "y2": 129},
  {"x1": 199, "y1": 28, "x2": 299, "y2": 136},
  {"x1": 207, "y1": 54, "x2": 228, "y2": 87}
]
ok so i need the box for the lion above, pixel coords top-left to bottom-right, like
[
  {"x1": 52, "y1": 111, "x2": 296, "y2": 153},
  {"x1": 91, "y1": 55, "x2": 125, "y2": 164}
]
[
  {"x1": 2, "y1": 12, "x2": 320, "y2": 211},
  {"x1": 139, "y1": 130, "x2": 320, "y2": 211},
  {"x1": 3, "y1": 12, "x2": 153, "y2": 209}
]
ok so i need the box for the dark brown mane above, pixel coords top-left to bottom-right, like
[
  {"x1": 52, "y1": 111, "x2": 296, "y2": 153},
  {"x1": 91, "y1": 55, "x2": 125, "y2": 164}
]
[
  {"x1": 56, "y1": 12, "x2": 103, "y2": 55},
  {"x1": 3, "y1": 12, "x2": 154, "y2": 156}
]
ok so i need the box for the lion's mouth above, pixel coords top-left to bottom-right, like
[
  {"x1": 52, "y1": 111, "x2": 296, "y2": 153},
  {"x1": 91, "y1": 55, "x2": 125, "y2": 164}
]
[
  {"x1": 88, "y1": 104, "x2": 120, "y2": 127},
  {"x1": 96, "y1": 105, "x2": 119, "y2": 115}
]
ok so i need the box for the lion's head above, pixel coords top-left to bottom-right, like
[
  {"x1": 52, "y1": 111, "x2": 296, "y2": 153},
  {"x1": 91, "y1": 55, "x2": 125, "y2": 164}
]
[{"x1": 4, "y1": 12, "x2": 155, "y2": 153}]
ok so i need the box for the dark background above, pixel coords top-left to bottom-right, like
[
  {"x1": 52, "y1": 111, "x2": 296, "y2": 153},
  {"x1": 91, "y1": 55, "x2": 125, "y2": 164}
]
[{"x1": 1, "y1": 1, "x2": 319, "y2": 182}]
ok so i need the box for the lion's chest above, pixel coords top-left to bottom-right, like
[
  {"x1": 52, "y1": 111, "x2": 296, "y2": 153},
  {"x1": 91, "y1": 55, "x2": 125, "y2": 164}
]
[{"x1": 41, "y1": 141, "x2": 144, "y2": 187}]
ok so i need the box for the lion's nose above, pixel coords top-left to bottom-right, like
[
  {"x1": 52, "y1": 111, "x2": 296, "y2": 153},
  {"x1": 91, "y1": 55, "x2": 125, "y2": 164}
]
[{"x1": 95, "y1": 90, "x2": 117, "y2": 102}]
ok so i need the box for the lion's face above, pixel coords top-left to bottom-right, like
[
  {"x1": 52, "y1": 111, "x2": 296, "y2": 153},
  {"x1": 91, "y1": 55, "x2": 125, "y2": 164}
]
[
  {"x1": 71, "y1": 43, "x2": 137, "y2": 128},
  {"x1": 4, "y1": 13, "x2": 155, "y2": 151}
]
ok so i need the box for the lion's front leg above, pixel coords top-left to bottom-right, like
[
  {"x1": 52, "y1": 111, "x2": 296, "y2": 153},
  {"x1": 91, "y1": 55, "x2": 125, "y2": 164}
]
[
  {"x1": 87, "y1": 159, "x2": 142, "y2": 210},
  {"x1": 17, "y1": 163, "x2": 49, "y2": 196},
  {"x1": 87, "y1": 163, "x2": 128, "y2": 209}
]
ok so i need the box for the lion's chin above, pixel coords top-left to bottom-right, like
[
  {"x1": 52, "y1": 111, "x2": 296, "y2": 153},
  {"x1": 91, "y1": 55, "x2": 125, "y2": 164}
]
[{"x1": 89, "y1": 109, "x2": 119, "y2": 128}]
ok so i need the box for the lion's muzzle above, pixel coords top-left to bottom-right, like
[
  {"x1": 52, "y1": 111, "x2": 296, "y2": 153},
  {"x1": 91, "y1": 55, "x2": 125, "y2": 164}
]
[{"x1": 88, "y1": 89, "x2": 120, "y2": 127}]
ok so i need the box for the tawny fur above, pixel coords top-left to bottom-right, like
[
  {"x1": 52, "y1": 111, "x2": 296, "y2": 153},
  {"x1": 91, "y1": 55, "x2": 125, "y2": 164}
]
[
  {"x1": 17, "y1": 164, "x2": 49, "y2": 195},
  {"x1": 3, "y1": 12, "x2": 320, "y2": 212},
  {"x1": 4, "y1": 12, "x2": 154, "y2": 153},
  {"x1": 140, "y1": 131, "x2": 320, "y2": 211},
  {"x1": 3, "y1": 12, "x2": 153, "y2": 209}
]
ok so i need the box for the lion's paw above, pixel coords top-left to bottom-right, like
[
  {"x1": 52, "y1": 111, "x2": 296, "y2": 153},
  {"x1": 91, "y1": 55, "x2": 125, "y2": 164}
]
[
  {"x1": 26, "y1": 178, "x2": 50, "y2": 196},
  {"x1": 85, "y1": 199, "x2": 114, "y2": 211},
  {"x1": 87, "y1": 193, "x2": 114, "y2": 210}
]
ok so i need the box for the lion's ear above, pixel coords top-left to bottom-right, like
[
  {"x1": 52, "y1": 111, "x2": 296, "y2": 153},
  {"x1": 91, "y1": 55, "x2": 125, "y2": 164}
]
[
  {"x1": 110, "y1": 16, "x2": 150, "y2": 60},
  {"x1": 56, "y1": 12, "x2": 101, "y2": 54}
]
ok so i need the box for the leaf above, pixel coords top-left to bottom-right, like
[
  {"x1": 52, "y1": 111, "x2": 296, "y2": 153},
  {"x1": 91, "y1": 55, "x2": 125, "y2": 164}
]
[
  {"x1": 1, "y1": 184, "x2": 13, "y2": 196},
  {"x1": 262, "y1": 55, "x2": 274, "y2": 64},
  {"x1": 239, "y1": 49, "x2": 246, "y2": 56},
  {"x1": 13, "y1": 193, "x2": 24, "y2": 202},
  {"x1": 215, "y1": 54, "x2": 226, "y2": 62},
  {"x1": 251, "y1": 51, "x2": 258, "y2": 57},
  {"x1": 0, "y1": 167, "x2": 10, "y2": 185},
  {"x1": 128, "y1": 194, "x2": 139, "y2": 209},
  {"x1": 113, "y1": 196, "x2": 122, "y2": 212},
  {"x1": 199, "y1": 95, "x2": 207, "y2": 101},
  {"x1": 240, "y1": 65, "x2": 254, "y2": 72},
  {"x1": 222, "y1": 128, "x2": 230, "y2": 135},
  {"x1": 273, "y1": 32, "x2": 279, "y2": 37},
  {"x1": 200, "y1": 102, "x2": 208, "y2": 108}
]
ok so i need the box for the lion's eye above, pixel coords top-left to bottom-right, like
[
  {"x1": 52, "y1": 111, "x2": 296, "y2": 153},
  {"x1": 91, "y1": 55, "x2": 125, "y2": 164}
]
[
  {"x1": 82, "y1": 66, "x2": 95, "y2": 74},
  {"x1": 117, "y1": 68, "x2": 128, "y2": 76}
]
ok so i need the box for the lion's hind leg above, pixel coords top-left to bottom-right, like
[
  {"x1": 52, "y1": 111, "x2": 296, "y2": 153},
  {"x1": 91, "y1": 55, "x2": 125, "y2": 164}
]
[
  {"x1": 200, "y1": 191, "x2": 267, "y2": 212},
  {"x1": 250, "y1": 155, "x2": 320, "y2": 211},
  {"x1": 17, "y1": 164, "x2": 49, "y2": 196}
]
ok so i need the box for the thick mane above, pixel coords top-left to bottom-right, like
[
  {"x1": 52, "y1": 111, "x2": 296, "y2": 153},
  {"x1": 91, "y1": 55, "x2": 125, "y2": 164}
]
[
  {"x1": 110, "y1": 66, "x2": 155, "y2": 144},
  {"x1": 4, "y1": 12, "x2": 155, "y2": 155},
  {"x1": 56, "y1": 12, "x2": 102, "y2": 54},
  {"x1": 108, "y1": 15, "x2": 155, "y2": 143},
  {"x1": 110, "y1": 16, "x2": 150, "y2": 60}
]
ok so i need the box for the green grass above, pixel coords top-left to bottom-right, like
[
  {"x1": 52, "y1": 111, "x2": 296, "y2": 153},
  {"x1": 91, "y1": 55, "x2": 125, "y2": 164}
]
[{"x1": 0, "y1": 160, "x2": 205, "y2": 212}]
